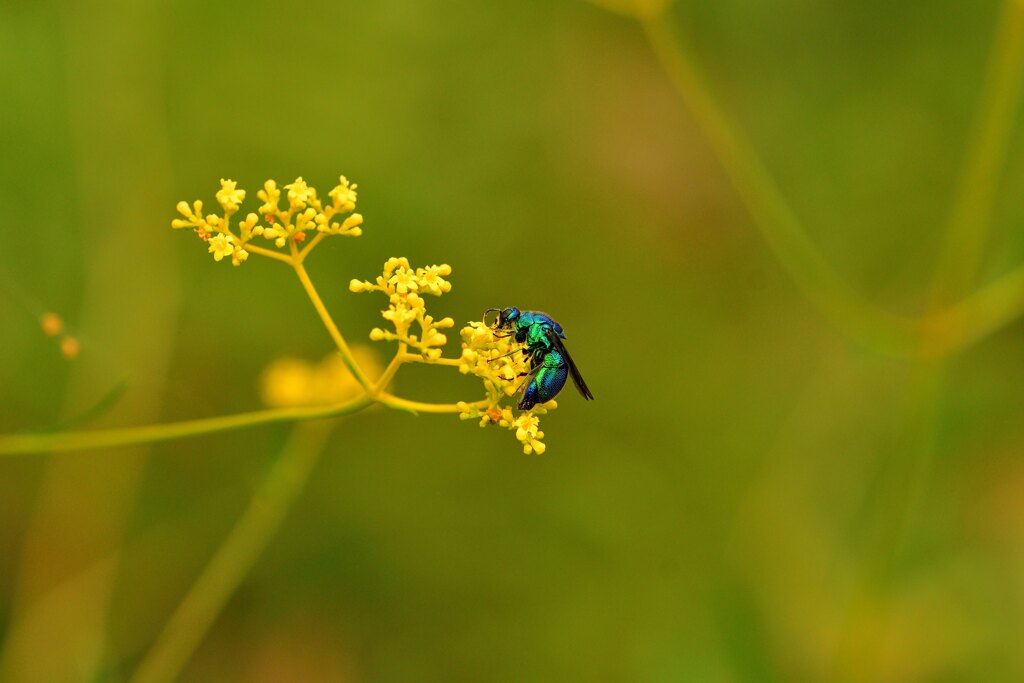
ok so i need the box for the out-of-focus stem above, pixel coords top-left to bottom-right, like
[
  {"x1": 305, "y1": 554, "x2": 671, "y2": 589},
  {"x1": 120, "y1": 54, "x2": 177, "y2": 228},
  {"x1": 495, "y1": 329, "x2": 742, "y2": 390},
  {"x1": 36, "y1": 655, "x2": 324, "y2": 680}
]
[
  {"x1": 128, "y1": 419, "x2": 337, "y2": 683},
  {"x1": 833, "y1": 2, "x2": 1024, "y2": 680},
  {"x1": 639, "y1": 12, "x2": 913, "y2": 354},
  {"x1": 639, "y1": 8, "x2": 1024, "y2": 362},
  {"x1": 929, "y1": 0, "x2": 1024, "y2": 304},
  {"x1": 920, "y1": 262, "x2": 1024, "y2": 356}
]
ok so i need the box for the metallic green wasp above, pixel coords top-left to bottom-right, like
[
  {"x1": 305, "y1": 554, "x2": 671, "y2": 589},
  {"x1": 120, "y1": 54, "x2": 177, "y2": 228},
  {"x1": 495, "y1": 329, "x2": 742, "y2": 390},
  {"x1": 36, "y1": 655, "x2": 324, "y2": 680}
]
[{"x1": 485, "y1": 307, "x2": 593, "y2": 410}]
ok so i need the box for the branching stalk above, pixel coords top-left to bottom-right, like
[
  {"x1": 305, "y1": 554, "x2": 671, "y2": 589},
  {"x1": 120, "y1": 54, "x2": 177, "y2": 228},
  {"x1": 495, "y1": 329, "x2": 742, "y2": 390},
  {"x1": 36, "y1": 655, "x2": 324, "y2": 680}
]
[
  {"x1": 292, "y1": 260, "x2": 373, "y2": 392},
  {"x1": 128, "y1": 419, "x2": 337, "y2": 683}
]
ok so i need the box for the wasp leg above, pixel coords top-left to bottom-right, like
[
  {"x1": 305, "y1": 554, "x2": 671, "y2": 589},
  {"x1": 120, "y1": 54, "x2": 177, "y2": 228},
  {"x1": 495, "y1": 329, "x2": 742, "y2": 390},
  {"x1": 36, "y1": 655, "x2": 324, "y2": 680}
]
[
  {"x1": 513, "y1": 364, "x2": 542, "y2": 395},
  {"x1": 487, "y1": 347, "x2": 524, "y2": 363}
]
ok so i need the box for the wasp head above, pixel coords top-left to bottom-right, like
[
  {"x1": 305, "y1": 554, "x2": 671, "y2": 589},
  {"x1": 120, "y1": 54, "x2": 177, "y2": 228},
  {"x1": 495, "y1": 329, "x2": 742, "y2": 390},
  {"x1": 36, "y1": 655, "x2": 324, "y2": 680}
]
[{"x1": 484, "y1": 306, "x2": 521, "y2": 330}]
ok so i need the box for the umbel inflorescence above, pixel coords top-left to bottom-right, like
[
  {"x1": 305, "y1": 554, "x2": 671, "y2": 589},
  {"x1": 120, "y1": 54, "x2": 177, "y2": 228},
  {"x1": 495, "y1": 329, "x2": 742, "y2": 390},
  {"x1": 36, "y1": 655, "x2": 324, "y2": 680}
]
[
  {"x1": 172, "y1": 177, "x2": 363, "y2": 265},
  {"x1": 171, "y1": 176, "x2": 558, "y2": 454}
]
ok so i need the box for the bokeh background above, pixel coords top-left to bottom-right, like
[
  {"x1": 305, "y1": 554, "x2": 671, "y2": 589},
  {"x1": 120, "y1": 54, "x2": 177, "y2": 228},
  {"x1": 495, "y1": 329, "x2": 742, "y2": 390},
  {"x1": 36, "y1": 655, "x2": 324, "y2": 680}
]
[{"x1": 3, "y1": 0, "x2": 1024, "y2": 681}]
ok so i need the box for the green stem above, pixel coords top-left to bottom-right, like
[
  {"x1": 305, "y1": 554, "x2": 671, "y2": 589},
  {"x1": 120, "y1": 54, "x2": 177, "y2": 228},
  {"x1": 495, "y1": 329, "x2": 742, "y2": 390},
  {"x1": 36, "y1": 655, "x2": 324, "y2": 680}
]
[
  {"x1": 639, "y1": 13, "x2": 915, "y2": 354},
  {"x1": 639, "y1": 8, "x2": 1024, "y2": 363},
  {"x1": 128, "y1": 419, "x2": 337, "y2": 683},
  {"x1": 0, "y1": 396, "x2": 372, "y2": 455},
  {"x1": 929, "y1": 0, "x2": 1024, "y2": 303},
  {"x1": 921, "y1": 263, "x2": 1024, "y2": 355},
  {"x1": 834, "y1": 3, "x2": 1024, "y2": 680}
]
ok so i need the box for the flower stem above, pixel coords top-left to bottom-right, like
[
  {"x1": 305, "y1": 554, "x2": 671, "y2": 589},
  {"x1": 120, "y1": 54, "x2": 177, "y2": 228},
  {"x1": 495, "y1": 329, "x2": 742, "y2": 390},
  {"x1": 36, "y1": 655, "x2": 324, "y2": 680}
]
[
  {"x1": 378, "y1": 394, "x2": 488, "y2": 414},
  {"x1": 292, "y1": 260, "x2": 372, "y2": 392},
  {"x1": 244, "y1": 244, "x2": 293, "y2": 265},
  {"x1": 296, "y1": 232, "x2": 326, "y2": 262},
  {"x1": 401, "y1": 353, "x2": 462, "y2": 367},
  {"x1": 128, "y1": 419, "x2": 337, "y2": 683},
  {"x1": 0, "y1": 396, "x2": 372, "y2": 456},
  {"x1": 374, "y1": 344, "x2": 407, "y2": 394}
]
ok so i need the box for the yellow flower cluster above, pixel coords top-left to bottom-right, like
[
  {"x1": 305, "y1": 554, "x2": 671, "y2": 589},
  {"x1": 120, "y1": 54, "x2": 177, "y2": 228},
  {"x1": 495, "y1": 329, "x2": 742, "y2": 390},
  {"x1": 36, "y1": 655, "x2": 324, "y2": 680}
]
[
  {"x1": 349, "y1": 257, "x2": 455, "y2": 361},
  {"x1": 455, "y1": 321, "x2": 556, "y2": 454},
  {"x1": 255, "y1": 176, "x2": 363, "y2": 246},
  {"x1": 458, "y1": 321, "x2": 525, "y2": 401},
  {"x1": 172, "y1": 176, "x2": 363, "y2": 264}
]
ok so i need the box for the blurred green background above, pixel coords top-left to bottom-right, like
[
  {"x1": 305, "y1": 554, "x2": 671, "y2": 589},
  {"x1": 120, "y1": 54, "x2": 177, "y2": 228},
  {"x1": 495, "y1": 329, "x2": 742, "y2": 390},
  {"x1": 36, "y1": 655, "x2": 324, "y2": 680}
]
[{"x1": 3, "y1": 0, "x2": 1024, "y2": 681}]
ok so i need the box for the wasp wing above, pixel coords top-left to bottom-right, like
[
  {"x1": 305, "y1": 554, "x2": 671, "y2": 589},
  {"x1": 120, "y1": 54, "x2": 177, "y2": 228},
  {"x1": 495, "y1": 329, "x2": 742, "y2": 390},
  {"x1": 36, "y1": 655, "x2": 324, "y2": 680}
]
[{"x1": 544, "y1": 327, "x2": 593, "y2": 400}]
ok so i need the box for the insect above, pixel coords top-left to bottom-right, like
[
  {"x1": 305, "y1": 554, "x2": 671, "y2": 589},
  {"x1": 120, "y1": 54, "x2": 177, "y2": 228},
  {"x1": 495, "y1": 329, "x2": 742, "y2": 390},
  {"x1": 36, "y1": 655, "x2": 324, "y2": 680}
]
[{"x1": 484, "y1": 307, "x2": 594, "y2": 410}]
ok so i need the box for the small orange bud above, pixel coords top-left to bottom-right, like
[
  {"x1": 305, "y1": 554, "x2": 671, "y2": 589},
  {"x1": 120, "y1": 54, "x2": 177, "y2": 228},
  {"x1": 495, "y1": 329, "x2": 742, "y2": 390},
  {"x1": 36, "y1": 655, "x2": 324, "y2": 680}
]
[
  {"x1": 60, "y1": 336, "x2": 80, "y2": 359},
  {"x1": 40, "y1": 312, "x2": 64, "y2": 336},
  {"x1": 293, "y1": 231, "x2": 306, "y2": 244}
]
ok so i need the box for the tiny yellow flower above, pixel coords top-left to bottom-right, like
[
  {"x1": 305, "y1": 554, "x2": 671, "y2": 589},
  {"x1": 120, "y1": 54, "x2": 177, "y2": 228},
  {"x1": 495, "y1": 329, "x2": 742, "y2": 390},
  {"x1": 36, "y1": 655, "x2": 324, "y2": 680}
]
[
  {"x1": 257, "y1": 179, "x2": 281, "y2": 215},
  {"x1": 417, "y1": 264, "x2": 452, "y2": 295},
  {"x1": 171, "y1": 201, "x2": 196, "y2": 229},
  {"x1": 389, "y1": 268, "x2": 419, "y2": 294},
  {"x1": 339, "y1": 213, "x2": 363, "y2": 236},
  {"x1": 514, "y1": 413, "x2": 540, "y2": 440},
  {"x1": 295, "y1": 207, "x2": 318, "y2": 233},
  {"x1": 238, "y1": 213, "x2": 260, "y2": 240},
  {"x1": 215, "y1": 179, "x2": 246, "y2": 212},
  {"x1": 405, "y1": 292, "x2": 426, "y2": 310},
  {"x1": 208, "y1": 233, "x2": 235, "y2": 262},
  {"x1": 285, "y1": 177, "x2": 314, "y2": 208},
  {"x1": 328, "y1": 175, "x2": 358, "y2": 211},
  {"x1": 513, "y1": 414, "x2": 546, "y2": 454},
  {"x1": 384, "y1": 257, "x2": 410, "y2": 275}
]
